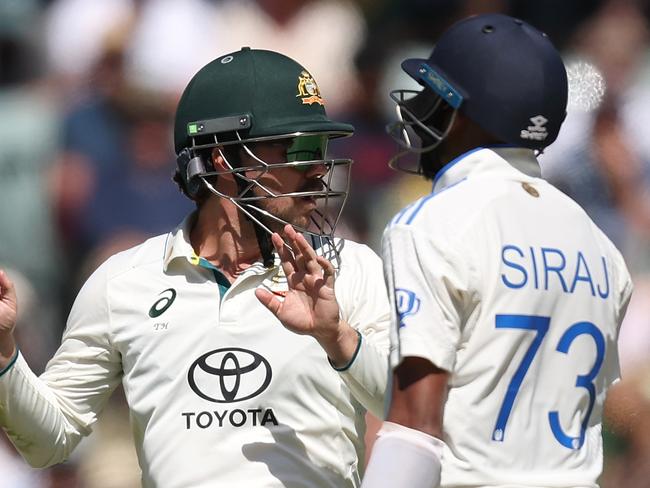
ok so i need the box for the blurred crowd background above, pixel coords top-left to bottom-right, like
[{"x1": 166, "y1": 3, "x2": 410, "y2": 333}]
[{"x1": 1, "y1": 0, "x2": 650, "y2": 486}]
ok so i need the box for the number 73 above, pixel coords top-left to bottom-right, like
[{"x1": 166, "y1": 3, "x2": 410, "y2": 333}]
[{"x1": 492, "y1": 314, "x2": 605, "y2": 449}]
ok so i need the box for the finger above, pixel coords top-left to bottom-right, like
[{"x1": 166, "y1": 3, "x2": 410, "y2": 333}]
[
  {"x1": 316, "y1": 256, "x2": 336, "y2": 288},
  {"x1": 272, "y1": 230, "x2": 294, "y2": 259},
  {"x1": 271, "y1": 233, "x2": 296, "y2": 277},
  {"x1": 291, "y1": 232, "x2": 322, "y2": 275},
  {"x1": 282, "y1": 225, "x2": 307, "y2": 273},
  {"x1": 254, "y1": 288, "x2": 282, "y2": 316},
  {"x1": 283, "y1": 225, "x2": 315, "y2": 259}
]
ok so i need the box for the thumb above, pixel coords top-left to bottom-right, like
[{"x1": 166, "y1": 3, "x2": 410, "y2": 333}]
[{"x1": 254, "y1": 288, "x2": 282, "y2": 316}]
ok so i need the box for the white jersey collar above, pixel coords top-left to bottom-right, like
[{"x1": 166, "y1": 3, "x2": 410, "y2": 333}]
[
  {"x1": 163, "y1": 213, "x2": 198, "y2": 272},
  {"x1": 432, "y1": 147, "x2": 541, "y2": 195},
  {"x1": 162, "y1": 212, "x2": 272, "y2": 278}
]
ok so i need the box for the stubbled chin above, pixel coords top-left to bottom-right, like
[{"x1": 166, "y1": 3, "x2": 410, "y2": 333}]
[{"x1": 287, "y1": 214, "x2": 311, "y2": 230}]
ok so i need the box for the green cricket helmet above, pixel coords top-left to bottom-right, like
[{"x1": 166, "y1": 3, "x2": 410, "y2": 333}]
[{"x1": 173, "y1": 47, "x2": 354, "y2": 261}]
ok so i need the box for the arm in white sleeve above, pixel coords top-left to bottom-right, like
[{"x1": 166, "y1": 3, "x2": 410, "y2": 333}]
[
  {"x1": 0, "y1": 262, "x2": 122, "y2": 468},
  {"x1": 361, "y1": 421, "x2": 445, "y2": 488},
  {"x1": 334, "y1": 244, "x2": 390, "y2": 418},
  {"x1": 330, "y1": 327, "x2": 389, "y2": 418}
]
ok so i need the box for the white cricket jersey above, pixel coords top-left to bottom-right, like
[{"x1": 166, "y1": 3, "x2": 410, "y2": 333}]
[
  {"x1": 382, "y1": 148, "x2": 633, "y2": 488},
  {"x1": 0, "y1": 214, "x2": 390, "y2": 488}
]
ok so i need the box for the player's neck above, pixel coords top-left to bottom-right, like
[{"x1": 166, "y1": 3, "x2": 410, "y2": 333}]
[
  {"x1": 438, "y1": 114, "x2": 502, "y2": 165},
  {"x1": 190, "y1": 198, "x2": 264, "y2": 281}
]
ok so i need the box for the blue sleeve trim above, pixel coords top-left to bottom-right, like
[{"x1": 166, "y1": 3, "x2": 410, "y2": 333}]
[
  {"x1": 0, "y1": 348, "x2": 19, "y2": 378},
  {"x1": 405, "y1": 193, "x2": 437, "y2": 224},
  {"x1": 329, "y1": 330, "x2": 363, "y2": 372}
]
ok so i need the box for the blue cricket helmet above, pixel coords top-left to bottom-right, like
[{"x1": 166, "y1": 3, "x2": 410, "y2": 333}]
[{"x1": 401, "y1": 13, "x2": 568, "y2": 150}]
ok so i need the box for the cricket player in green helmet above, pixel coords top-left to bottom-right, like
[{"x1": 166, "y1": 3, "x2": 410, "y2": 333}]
[{"x1": 0, "y1": 48, "x2": 390, "y2": 487}]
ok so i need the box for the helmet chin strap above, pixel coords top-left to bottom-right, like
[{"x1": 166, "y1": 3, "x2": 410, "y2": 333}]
[
  {"x1": 251, "y1": 213, "x2": 275, "y2": 268},
  {"x1": 233, "y1": 176, "x2": 275, "y2": 268}
]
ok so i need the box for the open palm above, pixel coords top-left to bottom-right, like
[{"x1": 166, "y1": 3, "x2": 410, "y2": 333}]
[{"x1": 255, "y1": 225, "x2": 340, "y2": 343}]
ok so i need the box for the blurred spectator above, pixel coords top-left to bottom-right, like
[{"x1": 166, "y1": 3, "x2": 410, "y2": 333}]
[
  {"x1": 537, "y1": 3, "x2": 650, "y2": 484},
  {"x1": 124, "y1": 0, "x2": 221, "y2": 96},
  {"x1": 75, "y1": 88, "x2": 194, "y2": 279},
  {"x1": 0, "y1": 0, "x2": 65, "y2": 358},
  {"x1": 539, "y1": 0, "x2": 650, "y2": 375},
  {"x1": 212, "y1": 0, "x2": 366, "y2": 116},
  {"x1": 329, "y1": 40, "x2": 399, "y2": 247},
  {"x1": 541, "y1": 0, "x2": 650, "y2": 263},
  {"x1": 49, "y1": 15, "x2": 194, "y2": 289},
  {"x1": 602, "y1": 367, "x2": 650, "y2": 488},
  {"x1": 43, "y1": 0, "x2": 135, "y2": 99},
  {"x1": 50, "y1": 34, "x2": 134, "y2": 254}
]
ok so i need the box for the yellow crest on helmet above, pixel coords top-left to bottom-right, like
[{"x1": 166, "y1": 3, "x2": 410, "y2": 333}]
[{"x1": 296, "y1": 71, "x2": 324, "y2": 105}]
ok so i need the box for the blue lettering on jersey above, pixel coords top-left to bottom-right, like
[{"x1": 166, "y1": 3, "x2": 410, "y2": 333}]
[
  {"x1": 501, "y1": 245, "x2": 610, "y2": 299},
  {"x1": 541, "y1": 248, "x2": 568, "y2": 292},
  {"x1": 501, "y1": 245, "x2": 527, "y2": 288},
  {"x1": 597, "y1": 257, "x2": 610, "y2": 299},
  {"x1": 570, "y1": 251, "x2": 595, "y2": 295},
  {"x1": 395, "y1": 288, "x2": 421, "y2": 327}
]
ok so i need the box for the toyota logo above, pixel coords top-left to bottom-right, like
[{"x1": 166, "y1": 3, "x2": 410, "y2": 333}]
[{"x1": 188, "y1": 348, "x2": 272, "y2": 403}]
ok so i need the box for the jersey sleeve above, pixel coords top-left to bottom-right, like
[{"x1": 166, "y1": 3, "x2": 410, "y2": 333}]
[
  {"x1": 335, "y1": 244, "x2": 390, "y2": 418},
  {"x1": 382, "y1": 223, "x2": 470, "y2": 373},
  {"x1": 0, "y1": 261, "x2": 122, "y2": 468},
  {"x1": 616, "y1": 260, "x2": 634, "y2": 328},
  {"x1": 605, "y1": 248, "x2": 635, "y2": 384}
]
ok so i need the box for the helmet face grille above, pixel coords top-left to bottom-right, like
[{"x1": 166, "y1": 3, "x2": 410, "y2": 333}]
[
  {"x1": 196, "y1": 132, "x2": 353, "y2": 243},
  {"x1": 386, "y1": 89, "x2": 457, "y2": 175}
]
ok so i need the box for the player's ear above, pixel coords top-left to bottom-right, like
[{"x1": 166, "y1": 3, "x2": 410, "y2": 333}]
[
  {"x1": 211, "y1": 148, "x2": 228, "y2": 170},
  {"x1": 212, "y1": 145, "x2": 246, "y2": 171}
]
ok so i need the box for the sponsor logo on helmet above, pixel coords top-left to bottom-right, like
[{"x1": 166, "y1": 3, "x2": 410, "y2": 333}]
[
  {"x1": 296, "y1": 71, "x2": 324, "y2": 105},
  {"x1": 520, "y1": 115, "x2": 549, "y2": 141}
]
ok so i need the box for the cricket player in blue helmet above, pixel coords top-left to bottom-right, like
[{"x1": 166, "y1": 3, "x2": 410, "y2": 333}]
[{"x1": 363, "y1": 13, "x2": 633, "y2": 488}]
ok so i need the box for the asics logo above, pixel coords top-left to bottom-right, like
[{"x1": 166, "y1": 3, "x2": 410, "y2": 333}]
[
  {"x1": 188, "y1": 348, "x2": 272, "y2": 403},
  {"x1": 148, "y1": 288, "x2": 177, "y2": 318}
]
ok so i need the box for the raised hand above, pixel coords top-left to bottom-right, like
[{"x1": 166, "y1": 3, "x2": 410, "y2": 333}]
[
  {"x1": 255, "y1": 224, "x2": 340, "y2": 343},
  {"x1": 255, "y1": 225, "x2": 360, "y2": 367}
]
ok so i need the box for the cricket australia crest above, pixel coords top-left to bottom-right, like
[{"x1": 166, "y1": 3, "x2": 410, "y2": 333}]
[{"x1": 296, "y1": 71, "x2": 324, "y2": 105}]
